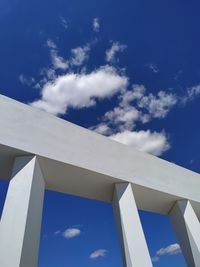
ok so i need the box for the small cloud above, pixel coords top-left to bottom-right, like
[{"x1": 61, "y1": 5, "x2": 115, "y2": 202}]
[
  {"x1": 93, "y1": 18, "x2": 100, "y2": 32},
  {"x1": 152, "y1": 243, "x2": 181, "y2": 262},
  {"x1": 46, "y1": 39, "x2": 57, "y2": 49},
  {"x1": 89, "y1": 249, "x2": 107, "y2": 259},
  {"x1": 70, "y1": 44, "x2": 90, "y2": 66},
  {"x1": 60, "y1": 16, "x2": 68, "y2": 29},
  {"x1": 46, "y1": 39, "x2": 69, "y2": 70},
  {"x1": 62, "y1": 228, "x2": 81, "y2": 239},
  {"x1": 105, "y1": 42, "x2": 127, "y2": 63},
  {"x1": 182, "y1": 84, "x2": 200, "y2": 104},
  {"x1": 146, "y1": 63, "x2": 159, "y2": 73},
  {"x1": 174, "y1": 69, "x2": 183, "y2": 81},
  {"x1": 54, "y1": 230, "x2": 61, "y2": 235}
]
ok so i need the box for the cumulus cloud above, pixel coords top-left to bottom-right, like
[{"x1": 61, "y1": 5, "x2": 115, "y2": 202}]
[
  {"x1": 91, "y1": 84, "x2": 175, "y2": 156},
  {"x1": 105, "y1": 42, "x2": 127, "y2": 63},
  {"x1": 152, "y1": 243, "x2": 181, "y2": 262},
  {"x1": 30, "y1": 39, "x2": 183, "y2": 157},
  {"x1": 110, "y1": 130, "x2": 169, "y2": 156},
  {"x1": 70, "y1": 44, "x2": 90, "y2": 66},
  {"x1": 47, "y1": 39, "x2": 69, "y2": 70},
  {"x1": 93, "y1": 18, "x2": 100, "y2": 32},
  {"x1": 62, "y1": 228, "x2": 81, "y2": 239},
  {"x1": 30, "y1": 65, "x2": 128, "y2": 115},
  {"x1": 89, "y1": 249, "x2": 107, "y2": 259}
]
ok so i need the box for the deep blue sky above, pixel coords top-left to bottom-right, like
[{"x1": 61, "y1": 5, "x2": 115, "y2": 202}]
[{"x1": 1, "y1": 0, "x2": 200, "y2": 266}]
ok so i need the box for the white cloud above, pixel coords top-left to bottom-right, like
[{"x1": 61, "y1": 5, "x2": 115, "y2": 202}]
[
  {"x1": 47, "y1": 39, "x2": 69, "y2": 70},
  {"x1": 92, "y1": 85, "x2": 177, "y2": 135},
  {"x1": 89, "y1": 249, "x2": 107, "y2": 259},
  {"x1": 30, "y1": 65, "x2": 128, "y2": 115},
  {"x1": 110, "y1": 130, "x2": 170, "y2": 156},
  {"x1": 104, "y1": 106, "x2": 140, "y2": 131},
  {"x1": 137, "y1": 90, "x2": 177, "y2": 119},
  {"x1": 60, "y1": 16, "x2": 68, "y2": 29},
  {"x1": 90, "y1": 84, "x2": 174, "y2": 156},
  {"x1": 105, "y1": 42, "x2": 127, "y2": 63},
  {"x1": 70, "y1": 44, "x2": 90, "y2": 66},
  {"x1": 152, "y1": 243, "x2": 181, "y2": 262},
  {"x1": 93, "y1": 18, "x2": 100, "y2": 32},
  {"x1": 120, "y1": 85, "x2": 146, "y2": 106},
  {"x1": 63, "y1": 228, "x2": 81, "y2": 239},
  {"x1": 31, "y1": 39, "x2": 182, "y2": 158},
  {"x1": 120, "y1": 85, "x2": 177, "y2": 120}
]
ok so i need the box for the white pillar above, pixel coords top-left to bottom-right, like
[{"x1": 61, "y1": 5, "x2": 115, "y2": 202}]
[
  {"x1": 113, "y1": 183, "x2": 153, "y2": 267},
  {"x1": 0, "y1": 156, "x2": 45, "y2": 267},
  {"x1": 169, "y1": 200, "x2": 200, "y2": 267}
]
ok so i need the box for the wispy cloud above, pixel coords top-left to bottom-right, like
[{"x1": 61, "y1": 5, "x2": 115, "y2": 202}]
[
  {"x1": 46, "y1": 39, "x2": 69, "y2": 70},
  {"x1": 93, "y1": 18, "x2": 100, "y2": 32},
  {"x1": 152, "y1": 243, "x2": 181, "y2": 262},
  {"x1": 46, "y1": 39, "x2": 91, "y2": 71},
  {"x1": 54, "y1": 230, "x2": 61, "y2": 235},
  {"x1": 182, "y1": 84, "x2": 200, "y2": 103},
  {"x1": 105, "y1": 42, "x2": 127, "y2": 63},
  {"x1": 145, "y1": 63, "x2": 159, "y2": 73},
  {"x1": 89, "y1": 249, "x2": 107, "y2": 259},
  {"x1": 60, "y1": 16, "x2": 68, "y2": 30},
  {"x1": 19, "y1": 74, "x2": 36, "y2": 86}
]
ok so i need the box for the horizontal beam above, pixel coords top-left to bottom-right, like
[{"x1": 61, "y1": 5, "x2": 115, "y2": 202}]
[{"x1": 0, "y1": 95, "x2": 200, "y2": 216}]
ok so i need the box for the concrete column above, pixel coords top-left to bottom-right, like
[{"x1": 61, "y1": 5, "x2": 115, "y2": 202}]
[
  {"x1": 169, "y1": 200, "x2": 200, "y2": 267},
  {"x1": 113, "y1": 183, "x2": 153, "y2": 267},
  {"x1": 0, "y1": 156, "x2": 45, "y2": 267}
]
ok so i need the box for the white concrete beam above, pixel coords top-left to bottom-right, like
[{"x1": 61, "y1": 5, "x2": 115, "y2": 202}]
[
  {"x1": 113, "y1": 183, "x2": 153, "y2": 267},
  {"x1": 0, "y1": 156, "x2": 45, "y2": 267},
  {"x1": 0, "y1": 95, "x2": 200, "y2": 217},
  {"x1": 169, "y1": 200, "x2": 200, "y2": 267}
]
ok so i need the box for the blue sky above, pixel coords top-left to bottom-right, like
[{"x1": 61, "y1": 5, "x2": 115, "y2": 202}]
[{"x1": 1, "y1": 0, "x2": 200, "y2": 266}]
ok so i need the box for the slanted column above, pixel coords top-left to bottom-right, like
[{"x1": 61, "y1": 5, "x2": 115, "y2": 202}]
[
  {"x1": 169, "y1": 200, "x2": 200, "y2": 267},
  {"x1": 113, "y1": 183, "x2": 153, "y2": 267},
  {"x1": 0, "y1": 156, "x2": 45, "y2": 267}
]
